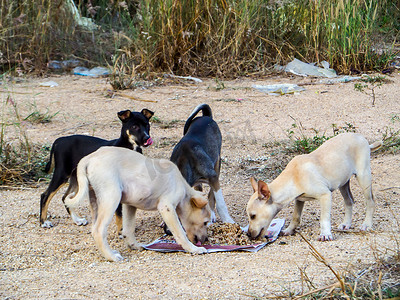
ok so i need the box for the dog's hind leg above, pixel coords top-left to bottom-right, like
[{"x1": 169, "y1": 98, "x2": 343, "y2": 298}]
[
  {"x1": 122, "y1": 205, "x2": 143, "y2": 250},
  {"x1": 207, "y1": 189, "x2": 216, "y2": 223},
  {"x1": 355, "y1": 168, "x2": 375, "y2": 231},
  {"x1": 282, "y1": 199, "x2": 305, "y2": 236},
  {"x1": 209, "y1": 177, "x2": 235, "y2": 224},
  {"x1": 61, "y1": 174, "x2": 88, "y2": 226},
  {"x1": 208, "y1": 159, "x2": 235, "y2": 223},
  {"x1": 40, "y1": 172, "x2": 69, "y2": 228},
  {"x1": 91, "y1": 194, "x2": 123, "y2": 262},
  {"x1": 338, "y1": 180, "x2": 354, "y2": 230},
  {"x1": 115, "y1": 204, "x2": 123, "y2": 237}
]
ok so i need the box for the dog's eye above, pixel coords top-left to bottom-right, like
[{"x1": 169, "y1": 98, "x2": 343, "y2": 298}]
[
  {"x1": 250, "y1": 214, "x2": 256, "y2": 220},
  {"x1": 131, "y1": 125, "x2": 139, "y2": 131},
  {"x1": 204, "y1": 222, "x2": 208, "y2": 226}
]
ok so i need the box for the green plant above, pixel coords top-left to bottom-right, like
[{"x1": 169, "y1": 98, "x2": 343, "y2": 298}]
[
  {"x1": 150, "y1": 116, "x2": 183, "y2": 129},
  {"x1": 24, "y1": 101, "x2": 59, "y2": 124},
  {"x1": 286, "y1": 118, "x2": 331, "y2": 154},
  {"x1": 286, "y1": 118, "x2": 359, "y2": 154},
  {"x1": 108, "y1": 47, "x2": 137, "y2": 90},
  {"x1": 0, "y1": 91, "x2": 52, "y2": 185},
  {"x1": 379, "y1": 114, "x2": 400, "y2": 153},
  {"x1": 354, "y1": 75, "x2": 386, "y2": 106},
  {"x1": 214, "y1": 78, "x2": 226, "y2": 91}
]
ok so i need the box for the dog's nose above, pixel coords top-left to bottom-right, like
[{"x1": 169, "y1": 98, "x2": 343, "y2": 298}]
[
  {"x1": 195, "y1": 235, "x2": 206, "y2": 244},
  {"x1": 247, "y1": 229, "x2": 260, "y2": 240}
]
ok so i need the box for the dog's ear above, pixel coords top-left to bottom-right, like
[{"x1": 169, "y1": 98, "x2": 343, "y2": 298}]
[
  {"x1": 141, "y1": 109, "x2": 154, "y2": 120},
  {"x1": 191, "y1": 195, "x2": 208, "y2": 209},
  {"x1": 117, "y1": 110, "x2": 131, "y2": 122},
  {"x1": 257, "y1": 180, "x2": 271, "y2": 201},
  {"x1": 250, "y1": 177, "x2": 258, "y2": 192}
]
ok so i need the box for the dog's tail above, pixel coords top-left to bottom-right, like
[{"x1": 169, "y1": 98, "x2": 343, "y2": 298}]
[
  {"x1": 183, "y1": 103, "x2": 212, "y2": 135},
  {"x1": 64, "y1": 158, "x2": 90, "y2": 209},
  {"x1": 44, "y1": 145, "x2": 55, "y2": 174},
  {"x1": 370, "y1": 140, "x2": 383, "y2": 152}
]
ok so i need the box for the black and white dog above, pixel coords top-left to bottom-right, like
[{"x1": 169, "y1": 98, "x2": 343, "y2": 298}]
[
  {"x1": 40, "y1": 108, "x2": 154, "y2": 229},
  {"x1": 170, "y1": 103, "x2": 234, "y2": 223}
]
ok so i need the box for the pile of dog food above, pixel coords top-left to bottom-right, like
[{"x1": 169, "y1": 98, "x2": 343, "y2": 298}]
[{"x1": 206, "y1": 222, "x2": 266, "y2": 245}]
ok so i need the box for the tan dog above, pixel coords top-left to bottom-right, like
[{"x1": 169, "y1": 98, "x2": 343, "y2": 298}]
[
  {"x1": 246, "y1": 133, "x2": 382, "y2": 241},
  {"x1": 65, "y1": 147, "x2": 210, "y2": 261}
]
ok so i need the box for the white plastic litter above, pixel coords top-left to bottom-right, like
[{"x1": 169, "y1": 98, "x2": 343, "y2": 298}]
[
  {"x1": 252, "y1": 84, "x2": 305, "y2": 96},
  {"x1": 276, "y1": 58, "x2": 337, "y2": 78},
  {"x1": 319, "y1": 76, "x2": 361, "y2": 84},
  {"x1": 39, "y1": 81, "x2": 59, "y2": 87},
  {"x1": 166, "y1": 74, "x2": 203, "y2": 83}
]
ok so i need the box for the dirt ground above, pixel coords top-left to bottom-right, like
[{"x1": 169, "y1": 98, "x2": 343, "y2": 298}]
[{"x1": 1, "y1": 71, "x2": 400, "y2": 299}]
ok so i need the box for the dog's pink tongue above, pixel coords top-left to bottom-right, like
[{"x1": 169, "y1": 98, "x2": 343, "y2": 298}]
[{"x1": 144, "y1": 137, "x2": 153, "y2": 146}]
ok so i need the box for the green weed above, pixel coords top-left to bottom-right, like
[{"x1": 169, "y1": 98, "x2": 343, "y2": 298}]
[
  {"x1": 379, "y1": 114, "x2": 400, "y2": 153},
  {"x1": 24, "y1": 101, "x2": 59, "y2": 124},
  {"x1": 0, "y1": 91, "x2": 52, "y2": 185},
  {"x1": 285, "y1": 118, "x2": 352, "y2": 154},
  {"x1": 151, "y1": 116, "x2": 183, "y2": 129},
  {"x1": 354, "y1": 75, "x2": 387, "y2": 106}
]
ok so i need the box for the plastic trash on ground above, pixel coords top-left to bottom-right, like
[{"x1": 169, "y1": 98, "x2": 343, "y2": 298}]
[
  {"x1": 165, "y1": 74, "x2": 203, "y2": 83},
  {"x1": 319, "y1": 76, "x2": 361, "y2": 84},
  {"x1": 252, "y1": 84, "x2": 305, "y2": 96},
  {"x1": 276, "y1": 58, "x2": 337, "y2": 78},
  {"x1": 73, "y1": 66, "x2": 110, "y2": 77},
  {"x1": 48, "y1": 59, "x2": 80, "y2": 70},
  {"x1": 39, "y1": 81, "x2": 59, "y2": 87}
]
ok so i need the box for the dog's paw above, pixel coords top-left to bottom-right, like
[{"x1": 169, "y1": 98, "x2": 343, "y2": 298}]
[
  {"x1": 111, "y1": 250, "x2": 124, "y2": 262},
  {"x1": 360, "y1": 223, "x2": 373, "y2": 231},
  {"x1": 318, "y1": 234, "x2": 334, "y2": 241},
  {"x1": 338, "y1": 223, "x2": 351, "y2": 230},
  {"x1": 41, "y1": 220, "x2": 54, "y2": 228},
  {"x1": 282, "y1": 228, "x2": 295, "y2": 236},
  {"x1": 127, "y1": 243, "x2": 144, "y2": 251},
  {"x1": 190, "y1": 246, "x2": 207, "y2": 255},
  {"x1": 73, "y1": 217, "x2": 88, "y2": 226}
]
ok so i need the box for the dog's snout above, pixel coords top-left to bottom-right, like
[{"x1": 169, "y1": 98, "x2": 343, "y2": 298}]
[
  {"x1": 195, "y1": 234, "x2": 207, "y2": 245},
  {"x1": 247, "y1": 227, "x2": 263, "y2": 240}
]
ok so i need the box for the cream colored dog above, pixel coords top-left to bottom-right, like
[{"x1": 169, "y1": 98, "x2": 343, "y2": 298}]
[
  {"x1": 246, "y1": 133, "x2": 382, "y2": 241},
  {"x1": 65, "y1": 147, "x2": 211, "y2": 261}
]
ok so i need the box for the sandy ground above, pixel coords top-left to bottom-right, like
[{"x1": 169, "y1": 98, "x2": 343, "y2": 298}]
[{"x1": 1, "y1": 72, "x2": 399, "y2": 299}]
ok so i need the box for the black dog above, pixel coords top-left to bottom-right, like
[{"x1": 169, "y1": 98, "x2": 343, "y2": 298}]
[
  {"x1": 40, "y1": 108, "x2": 154, "y2": 229},
  {"x1": 170, "y1": 103, "x2": 234, "y2": 224}
]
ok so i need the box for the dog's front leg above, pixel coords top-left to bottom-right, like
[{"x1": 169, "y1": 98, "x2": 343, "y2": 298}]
[
  {"x1": 282, "y1": 200, "x2": 305, "y2": 236},
  {"x1": 122, "y1": 204, "x2": 143, "y2": 251},
  {"x1": 158, "y1": 203, "x2": 207, "y2": 254},
  {"x1": 318, "y1": 193, "x2": 333, "y2": 241}
]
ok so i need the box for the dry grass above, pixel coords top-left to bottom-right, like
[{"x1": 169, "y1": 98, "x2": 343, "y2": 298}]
[{"x1": 1, "y1": 0, "x2": 398, "y2": 79}]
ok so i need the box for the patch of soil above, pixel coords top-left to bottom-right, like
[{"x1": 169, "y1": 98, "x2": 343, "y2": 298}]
[{"x1": 1, "y1": 73, "x2": 399, "y2": 299}]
